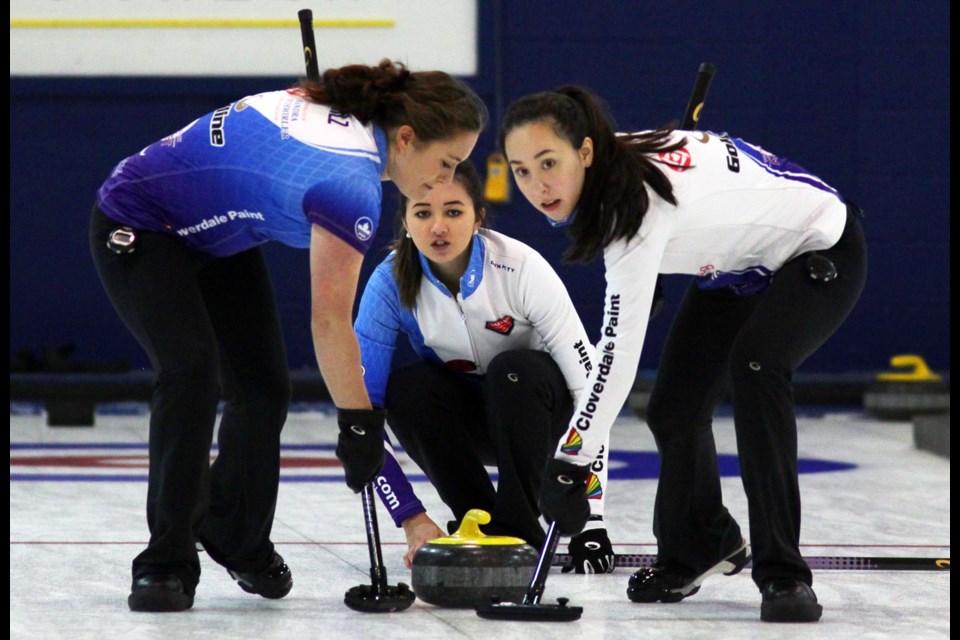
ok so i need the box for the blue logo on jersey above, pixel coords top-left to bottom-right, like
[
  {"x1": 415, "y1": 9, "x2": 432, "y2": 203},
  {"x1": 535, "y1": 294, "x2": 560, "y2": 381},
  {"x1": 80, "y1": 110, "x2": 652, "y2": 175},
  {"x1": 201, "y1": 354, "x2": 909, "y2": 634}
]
[
  {"x1": 355, "y1": 217, "x2": 374, "y2": 242},
  {"x1": 696, "y1": 265, "x2": 773, "y2": 296}
]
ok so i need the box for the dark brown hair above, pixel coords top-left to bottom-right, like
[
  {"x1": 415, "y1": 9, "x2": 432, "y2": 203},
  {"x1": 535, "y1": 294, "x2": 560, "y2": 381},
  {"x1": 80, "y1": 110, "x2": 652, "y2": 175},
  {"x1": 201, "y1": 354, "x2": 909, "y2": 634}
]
[
  {"x1": 499, "y1": 86, "x2": 684, "y2": 262},
  {"x1": 296, "y1": 59, "x2": 487, "y2": 142},
  {"x1": 391, "y1": 161, "x2": 488, "y2": 308}
]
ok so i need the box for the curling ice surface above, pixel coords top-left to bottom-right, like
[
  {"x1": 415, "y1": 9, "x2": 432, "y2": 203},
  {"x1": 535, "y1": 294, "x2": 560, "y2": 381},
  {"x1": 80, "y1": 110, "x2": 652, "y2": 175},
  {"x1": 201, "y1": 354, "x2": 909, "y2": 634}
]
[{"x1": 9, "y1": 406, "x2": 950, "y2": 639}]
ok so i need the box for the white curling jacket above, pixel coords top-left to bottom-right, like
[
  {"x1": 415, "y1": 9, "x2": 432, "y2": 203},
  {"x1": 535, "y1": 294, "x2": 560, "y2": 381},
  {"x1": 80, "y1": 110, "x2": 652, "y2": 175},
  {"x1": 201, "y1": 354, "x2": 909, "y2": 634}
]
[
  {"x1": 357, "y1": 228, "x2": 594, "y2": 406},
  {"x1": 554, "y1": 130, "x2": 849, "y2": 464}
]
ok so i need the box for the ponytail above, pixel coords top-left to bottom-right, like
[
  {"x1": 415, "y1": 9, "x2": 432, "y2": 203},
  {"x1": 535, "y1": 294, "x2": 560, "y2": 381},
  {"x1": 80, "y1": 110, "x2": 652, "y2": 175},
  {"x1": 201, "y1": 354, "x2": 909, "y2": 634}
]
[{"x1": 297, "y1": 59, "x2": 487, "y2": 142}]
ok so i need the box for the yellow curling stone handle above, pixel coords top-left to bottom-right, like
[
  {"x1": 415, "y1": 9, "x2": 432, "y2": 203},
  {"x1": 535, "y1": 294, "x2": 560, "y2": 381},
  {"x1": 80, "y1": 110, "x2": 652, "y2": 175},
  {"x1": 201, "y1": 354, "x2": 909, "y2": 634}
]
[
  {"x1": 428, "y1": 509, "x2": 527, "y2": 546},
  {"x1": 875, "y1": 354, "x2": 942, "y2": 382}
]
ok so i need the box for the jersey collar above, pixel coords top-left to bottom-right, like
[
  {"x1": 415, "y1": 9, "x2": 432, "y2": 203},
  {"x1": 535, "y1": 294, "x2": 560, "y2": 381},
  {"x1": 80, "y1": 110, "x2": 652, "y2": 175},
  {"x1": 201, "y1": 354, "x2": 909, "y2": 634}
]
[
  {"x1": 418, "y1": 232, "x2": 486, "y2": 299},
  {"x1": 372, "y1": 125, "x2": 389, "y2": 167}
]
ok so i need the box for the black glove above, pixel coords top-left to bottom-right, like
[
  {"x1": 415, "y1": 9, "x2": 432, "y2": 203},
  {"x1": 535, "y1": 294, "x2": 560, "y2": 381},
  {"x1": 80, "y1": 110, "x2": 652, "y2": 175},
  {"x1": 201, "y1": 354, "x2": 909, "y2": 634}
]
[
  {"x1": 539, "y1": 458, "x2": 591, "y2": 536},
  {"x1": 335, "y1": 408, "x2": 385, "y2": 492},
  {"x1": 562, "y1": 526, "x2": 616, "y2": 574}
]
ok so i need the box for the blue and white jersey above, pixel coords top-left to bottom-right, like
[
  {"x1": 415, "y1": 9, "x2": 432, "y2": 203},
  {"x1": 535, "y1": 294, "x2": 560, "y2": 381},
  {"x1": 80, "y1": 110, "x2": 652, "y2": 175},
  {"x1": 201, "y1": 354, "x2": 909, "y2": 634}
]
[
  {"x1": 355, "y1": 229, "x2": 610, "y2": 528},
  {"x1": 357, "y1": 229, "x2": 594, "y2": 407},
  {"x1": 554, "y1": 130, "x2": 849, "y2": 464},
  {"x1": 96, "y1": 90, "x2": 387, "y2": 257}
]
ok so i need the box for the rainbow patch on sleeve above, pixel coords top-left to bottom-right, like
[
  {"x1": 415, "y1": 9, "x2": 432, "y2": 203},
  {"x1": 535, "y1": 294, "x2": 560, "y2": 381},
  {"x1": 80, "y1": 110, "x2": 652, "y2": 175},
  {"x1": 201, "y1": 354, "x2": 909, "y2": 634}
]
[
  {"x1": 586, "y1": 472, "x2": 603, "y2": 499},
  {"x1": 560, "y1": 428, "x2": 583, "y2": 455}
]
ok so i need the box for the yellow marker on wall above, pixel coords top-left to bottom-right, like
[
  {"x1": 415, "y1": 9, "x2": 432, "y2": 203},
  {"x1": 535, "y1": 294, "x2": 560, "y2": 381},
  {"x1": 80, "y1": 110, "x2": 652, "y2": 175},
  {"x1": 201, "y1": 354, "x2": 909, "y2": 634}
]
[{"x1": 484, "y1": 152, "x2": 510, "y2": 204}]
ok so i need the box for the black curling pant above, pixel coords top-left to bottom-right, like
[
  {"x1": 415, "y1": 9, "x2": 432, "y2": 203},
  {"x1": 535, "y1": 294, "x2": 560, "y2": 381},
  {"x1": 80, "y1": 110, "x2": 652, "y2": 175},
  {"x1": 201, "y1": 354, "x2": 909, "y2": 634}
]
[
  {"x1": 385, "y1": 349, "x2": 572, "y2": 549},
  {"x1": 90, "y1": 206, "x2": 291, "y2": 592},
  {"x1": 646, "y1": 205, "x2": 867, "y2": 589}
]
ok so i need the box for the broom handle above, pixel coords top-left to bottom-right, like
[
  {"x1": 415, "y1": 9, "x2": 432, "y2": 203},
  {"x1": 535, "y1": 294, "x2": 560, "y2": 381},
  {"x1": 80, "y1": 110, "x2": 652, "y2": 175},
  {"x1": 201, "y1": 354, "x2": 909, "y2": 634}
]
[
  {"x1": 522, "y1": 521, "x2": 561, "y2": 605},
  {"x1": 361, "y1": 482, "x2": 388, "y2": 594}
]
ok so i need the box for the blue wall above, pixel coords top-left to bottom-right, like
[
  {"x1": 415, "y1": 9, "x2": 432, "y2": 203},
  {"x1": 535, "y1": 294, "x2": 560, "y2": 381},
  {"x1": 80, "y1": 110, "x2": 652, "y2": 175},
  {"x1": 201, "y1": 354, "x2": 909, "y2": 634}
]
[{"x1": 10, "y1": 1, "x2": 950, "y2": 376}]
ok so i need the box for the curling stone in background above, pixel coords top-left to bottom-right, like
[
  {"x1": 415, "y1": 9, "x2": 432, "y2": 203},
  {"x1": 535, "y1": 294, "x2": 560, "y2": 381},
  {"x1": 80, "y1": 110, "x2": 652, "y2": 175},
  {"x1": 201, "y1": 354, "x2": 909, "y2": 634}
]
[
  {"x1": 863, "y1": 354, "x2": 950, "y2": 458},
  {"x1": 863, "y1": 355, "x2": 949, "y2": 421},
  {"x1": 412, "y1": 509, "x2": 539, "y2": 608}
]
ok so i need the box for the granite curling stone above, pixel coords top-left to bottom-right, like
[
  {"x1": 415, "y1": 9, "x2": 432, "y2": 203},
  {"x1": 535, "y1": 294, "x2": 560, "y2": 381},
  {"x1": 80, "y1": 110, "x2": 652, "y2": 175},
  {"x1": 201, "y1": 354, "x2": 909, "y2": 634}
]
[
  {"x1": 863, "y1": 355, "x2": 949, "y2": 421},
  {"x1": 411, "y1": 509, "x2": 539, "y2": 608}
]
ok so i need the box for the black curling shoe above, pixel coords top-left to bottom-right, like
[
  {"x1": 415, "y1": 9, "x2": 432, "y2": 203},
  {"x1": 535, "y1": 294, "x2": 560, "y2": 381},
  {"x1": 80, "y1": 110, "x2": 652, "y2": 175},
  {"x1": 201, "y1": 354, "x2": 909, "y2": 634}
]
[
  {"x1": 228, "y1": 552, "x2": 293, "y2": 599},
  {"x1": 128, "y1": 574, "x2": 194, "y2": 612},
  {"x1": 760, "y1": 578, "x2": 823, "y2": 622},
  {"x1": 627, "y1": 539, "x2": 751, "y2": 603}
]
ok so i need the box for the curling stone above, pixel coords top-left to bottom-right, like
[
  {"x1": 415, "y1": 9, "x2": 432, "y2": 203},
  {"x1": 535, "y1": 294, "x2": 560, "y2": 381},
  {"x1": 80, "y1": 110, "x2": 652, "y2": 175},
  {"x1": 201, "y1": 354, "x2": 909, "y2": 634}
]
[
  {"x1": 863, "y1": 355, "x2": 949, "y2": 421},
  {"x1": 411, "y1": 509, "x2": 538, "y2": 608}
]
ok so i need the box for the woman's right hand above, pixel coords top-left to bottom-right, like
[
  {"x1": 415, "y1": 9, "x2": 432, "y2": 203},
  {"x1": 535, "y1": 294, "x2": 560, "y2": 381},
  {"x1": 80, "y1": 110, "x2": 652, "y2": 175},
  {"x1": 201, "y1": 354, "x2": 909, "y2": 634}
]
[{"x1": 401, "y1": 512, "x2": 445, "y2": 568}]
